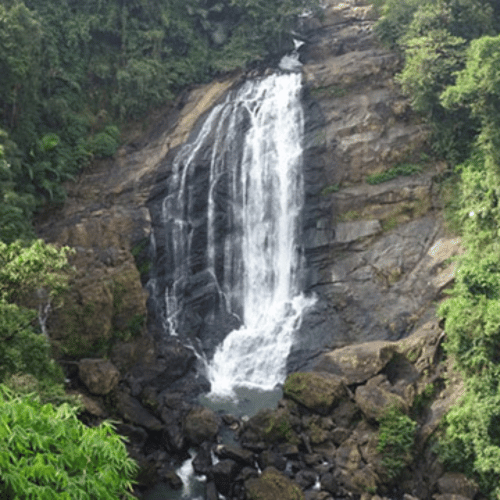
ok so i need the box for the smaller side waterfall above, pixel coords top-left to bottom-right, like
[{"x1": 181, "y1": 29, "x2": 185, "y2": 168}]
[{"x1": 150, "y1": 72, "x2": 314, "y2": 400}]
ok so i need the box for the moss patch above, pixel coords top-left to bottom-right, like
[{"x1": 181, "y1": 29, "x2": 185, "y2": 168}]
[
  {"x1": 245, "y1": 468, "x2": 304, "y2": 500},
  {"x1": 283, "y1": 372, "x2": 346, "y2": 415}
]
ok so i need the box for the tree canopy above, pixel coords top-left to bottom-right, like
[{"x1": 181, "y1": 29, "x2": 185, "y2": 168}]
[{"x1": 0, "y1": 0, "x2": 317, "y2": 242}]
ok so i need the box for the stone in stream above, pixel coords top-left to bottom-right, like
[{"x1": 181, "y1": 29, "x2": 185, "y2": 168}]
[
  {"x1": 209, "y1": 459, "x2": 240, "y2": 496},
  {"x1": 183, "y1": 407, "x2": 219, "y2": 445},
  {"x1": 245, "y1": 467, "x2": 305, "y2": 500}
]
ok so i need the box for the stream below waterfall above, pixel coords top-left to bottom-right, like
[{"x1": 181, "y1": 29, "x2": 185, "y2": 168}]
[{"x1": 149, "y1": 70, "x2": 314, "y2": 411}]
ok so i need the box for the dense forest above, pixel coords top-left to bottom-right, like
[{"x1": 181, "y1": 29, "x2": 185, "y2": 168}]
[
  {"x1": 2, "y1": 0, "x2": 500, "y2": 497},
  {"x1": 0, "y1": 0, "x2": 313, "y2": 242}
]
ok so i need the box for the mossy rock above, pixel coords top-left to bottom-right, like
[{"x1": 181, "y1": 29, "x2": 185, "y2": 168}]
[
  {"x1": 241, "y1": 408, "x2": 300, "y2": 446},
  {"x1": 245, "y1": 468, "x2": 304, "y2": 500},
  {"x1": 283, "y1": 372, "x2": 347, "y2": 415},
  {"x1": 51, "y1": 252, "x2": 147, "y2": 358}
]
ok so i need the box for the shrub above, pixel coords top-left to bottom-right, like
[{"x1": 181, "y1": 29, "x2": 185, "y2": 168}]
[
  {"x1": 87, "y1": 125, "x2": 120, "y2": 158},
  {"x1": 377, "y1": 406, "x2": 417, "y2": 479},
  {"x1": 0, "y1": 386, "x2": 137, "y2": 499},
  {"x1": 366, "y1": 163, "x2": 422, "y2": 185}
]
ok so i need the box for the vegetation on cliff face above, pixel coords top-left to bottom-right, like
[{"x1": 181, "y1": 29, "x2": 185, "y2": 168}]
[{"x1": 376, "y1": 1, "x2": 500, "y2": 497}]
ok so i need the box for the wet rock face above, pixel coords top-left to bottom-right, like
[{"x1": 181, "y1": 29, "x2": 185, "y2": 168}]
[{"x1": 288, "y1": 0, "x2": 456, "y2": 371}]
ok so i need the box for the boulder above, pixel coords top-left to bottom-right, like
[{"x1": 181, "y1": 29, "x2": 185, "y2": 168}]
[
  {"x1": 162, "y1": 470, "x2": 183, "y2": 490},
  {"x1": 245, "y1": 467, "x2": 305, "y2": 500},
  {"x1": 184, "y1": 407, "x2": 219, "y2": 445},
  {"x1": 115, "y1": 392, "x2": 163, "y2": 431},
  {"x1": 283, "y1": 372, "x2": 347, "y2": 415},
  {"x1": 437, "y1": 473, "x2": 479, "y2": 499},
  {"x1": 354, "y1": 374, "x2": 408, "y2": 420},
  {"x1": 78, "y1": 393, "x2": 107, "y2": 416},
  {"x1": 78, "y1": 358, "x2": 120, "y2": 395},
  {"x1": 235, "y1": 467, "x2": 259, "y2": 482},
  {"x1": 316, "y1": 342, "x2": 397, "y2": 385},
  {"x1": 320, "y1": 472, "x2": 339, "y2": 496},
  {"x1": 241, "y1": 407, "x2": 300, "y2": 446},
  {"x1": 215, "y1": 444, "x2": 255, "y2": 466},
  {"x1": 52, "y1": 250, "x2": 147, "y2": 358},
  {"x1": 295, "y1": 470, "x2": 318, "y2": 489},
  {"x1": 192, "y1": 442, "x2": 213, "y2": 475},
  {"x1": 258, "y1": 450, "x2": 287, "y2": 472},
  {"x1": 209, "y1": 459, "x2": 239, "y2": 496},
  {"x1": 433, "y1": 495, "x2": 473, "y2": 500}
]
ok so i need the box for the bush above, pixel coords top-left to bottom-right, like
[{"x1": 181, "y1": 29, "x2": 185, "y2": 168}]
[
  {"x1": 366, "y1": 163, "x2": 422, "y2": 185},
  {"x1": 87, "y1": 125, "x2": 120, "y2": 158},
  {"x1": 377, "y1": 406, "x2": 417, "y2": 479},
  {"x1": 0, "y1": 386, "x2": 137, "y2": 499},
  {"x1": 438, "y1": 375, "x2": 500, "y2": 499},
  {"x1": 0, "y1": 300, "x2": 63, "y2": 384}
]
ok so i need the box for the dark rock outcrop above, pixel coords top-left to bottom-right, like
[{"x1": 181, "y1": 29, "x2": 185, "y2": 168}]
[{"x1": 78, "y1": 358, "x2": 120, "y2": 395}]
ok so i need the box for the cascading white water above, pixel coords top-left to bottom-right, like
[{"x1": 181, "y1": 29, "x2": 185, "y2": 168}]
[
  {"x1": 158, "y1": 71, "x2": 314, "y2": 399},
  {"x1": 206, "y1": 73, "x2": 314, "y2": 398}
]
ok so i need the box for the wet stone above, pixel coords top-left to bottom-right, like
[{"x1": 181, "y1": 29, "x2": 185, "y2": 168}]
[
  {"x1": 210, "y1": 459, "x2": 240, "y2": 496},
  {"x1": 258, "y1": 450, "x2": 287, "y2": 471},
  {"x1": 295, "y1": 470, "x2": 318, "y2": 489},
  {"x1": 215, "y1": 443, "x2": 255, "y2": 466}
]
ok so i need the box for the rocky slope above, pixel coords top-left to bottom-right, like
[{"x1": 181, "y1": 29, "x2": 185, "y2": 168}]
[{"x1": 35, "y1": 0, "x2": 470, "y2": 498}]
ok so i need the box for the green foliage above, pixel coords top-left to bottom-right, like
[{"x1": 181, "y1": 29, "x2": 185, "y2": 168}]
[
  {"x1": 438, "y1": 375, "x2": 500, "y2": 499},
  {"x1": 377, "y1": 406, "x2": 417, "y2": 479},
  {"x1": 0, "y1": 386, "x2": 137, "y2": 499},
  {"x1": 435, "y1": 30, "x2": 500, "y2": 495},
  {"x1": 0, "y1": 133, "x2": 36, "y2": 243},
  {"x1": 0, "y1": 239, "x2": 72, "y2": 305},
  {"x1": 0, "y1": 0, "x2": 317, "y2": 238},
  {"x1": 397, "y1": 29, "x2": 466, "y2": 117},
  {"x1": 442, "y1": 35, "x2": 500, "y2": 132},
  {"x1": 87, "y1": 125, "x2": 121, "y2": 158},
  {"x1": 411, "y1": 382, "x2": 435, "y2": 414},
  {"x1": 366, "y1": 162, "x2": 422, "y2": 185},
  {"x1": 0, "y1": 300, "x2": 62, "y2": 382},
  {"x1": 0, "y1": 239, "x2": 71, "y2": 392},
  {"x1": 374, "y1": 0, "x2": 421, "y2": 48},
  {"x1": 321, "y1": 183, "x2": 340, "y2": 196},
  {"x1": 375, "y1": 0, "x2": 498, "y2": 163}
]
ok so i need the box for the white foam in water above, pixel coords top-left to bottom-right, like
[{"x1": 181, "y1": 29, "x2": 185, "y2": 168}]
[
  {"x1": 206, "y1": 73, "x2": 315, "y2": 399},
  {"x1": 177, "y1": 457, "x2": 204, "y2": 500}
]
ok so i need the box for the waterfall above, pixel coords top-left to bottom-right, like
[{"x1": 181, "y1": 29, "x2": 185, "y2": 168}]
[{"x1": 153, "y1": 72, "x2": 313, "y2": 399}]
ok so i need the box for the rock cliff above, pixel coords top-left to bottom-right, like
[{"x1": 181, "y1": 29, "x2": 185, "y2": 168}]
[{"x1": 35, "y1": 0, "x2": 468, "y2": 498}]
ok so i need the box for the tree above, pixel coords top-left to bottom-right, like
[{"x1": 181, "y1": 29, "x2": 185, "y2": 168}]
[{"x1": 441, "y1": 35, "x2": 500, "y2": 133}]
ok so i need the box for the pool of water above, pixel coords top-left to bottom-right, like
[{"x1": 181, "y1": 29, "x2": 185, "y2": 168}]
[{"x1": 198, "y1": 385, "x2": 283, "y2": 419}]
